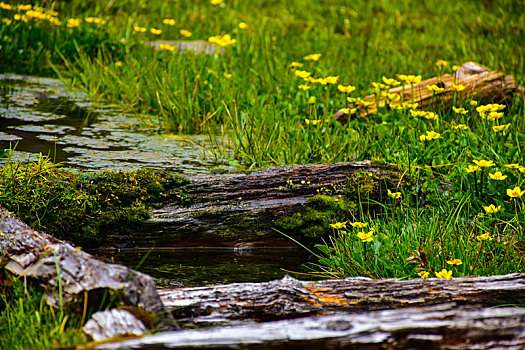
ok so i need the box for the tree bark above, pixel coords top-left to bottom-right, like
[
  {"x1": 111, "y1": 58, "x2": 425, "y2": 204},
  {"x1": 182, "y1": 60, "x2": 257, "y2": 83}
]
[
  {"x1": 334, "y1": 62, "x2": 524, "y2": 124},
  {"x1": 93, "y1": 303, "x2": 525, "y2": 349},
  {"x1": 158, "y1": 274, "x2": 525, "y2": 327},
  {"x1": 133, "y1": 161, "x2": 399, "y2": 246}
]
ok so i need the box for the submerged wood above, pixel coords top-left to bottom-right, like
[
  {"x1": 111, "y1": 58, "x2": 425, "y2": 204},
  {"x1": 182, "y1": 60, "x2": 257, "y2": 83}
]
[
  {"x1": 137, "y1": 161, "x2": 398, "y2": 245},
  {"x1": 94, "y1": 303, "x2": 525, "y2": 349},
  {"x1": 334, "y1": 62, "x2": 524, "y2": 124},
  {"x1": 159, "y1": 274, "x2": 525, "y2": 327}
]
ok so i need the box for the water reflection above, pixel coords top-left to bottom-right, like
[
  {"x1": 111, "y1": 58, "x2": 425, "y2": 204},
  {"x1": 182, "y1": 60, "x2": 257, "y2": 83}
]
[{"x1": 0, "y1": 74, "x2": 232, "y2": 174}]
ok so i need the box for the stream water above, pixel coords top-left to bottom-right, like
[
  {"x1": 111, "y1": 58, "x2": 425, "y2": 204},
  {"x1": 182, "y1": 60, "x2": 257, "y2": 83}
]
[{"x1": 0, "y1": 74, "x2": 312, "y2": 287}]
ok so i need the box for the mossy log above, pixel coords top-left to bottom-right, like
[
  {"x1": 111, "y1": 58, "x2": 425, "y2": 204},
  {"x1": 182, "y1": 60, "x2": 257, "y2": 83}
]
[
  {"x1": 94, "y1": 304, "x2": 525, "y2": 349},
  {"x1": 135, "y1": 161, "x2": 399, "y2": 246},
  {"x1": 159, "y1": 274, "x2": 525, "y2": 327},
  {"x1": 334, "y1": 61, "x2": 524, "y2": 124}
]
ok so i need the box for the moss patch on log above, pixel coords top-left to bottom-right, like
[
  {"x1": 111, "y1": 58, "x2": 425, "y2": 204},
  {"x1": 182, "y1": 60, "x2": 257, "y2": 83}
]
[
  {"x1": 0, "y1": 155, "x2": 189, "y2": 247},
  {"x1": 275, "y1": 171, "x2": 395, "y2": 238}
]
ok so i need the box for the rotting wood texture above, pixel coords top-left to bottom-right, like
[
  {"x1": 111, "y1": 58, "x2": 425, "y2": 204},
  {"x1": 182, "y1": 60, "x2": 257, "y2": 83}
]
[
  {"x1": 334, "y1": 61, "x2": 524, "y2": 124},
  {"x1": 158, "y1": 274, "x2": 525, "y2": 327},
  {"x1": 93, "y1": 303, "x2": 525, "y2": 350},
  {"x1": 135, "y1": 161, "x2": 400, "y2": 245}
]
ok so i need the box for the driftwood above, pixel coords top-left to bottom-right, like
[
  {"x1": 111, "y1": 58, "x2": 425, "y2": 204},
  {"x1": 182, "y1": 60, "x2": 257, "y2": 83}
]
[
  {"x1": 159, "y1": 274, "x2": 525, "y2": 327},
  {"x1": 134, "y1": 161, "x2": 398, "y2": 246},
  {"x1": 334, "y1": 62, "x2": 524, "y2": 124},
  {"x1": 0, "y1": 207, "x2": 175, "y2": 329},
  {"x1": 93, "y1": 303, "x2": 525, "y2": 349}
]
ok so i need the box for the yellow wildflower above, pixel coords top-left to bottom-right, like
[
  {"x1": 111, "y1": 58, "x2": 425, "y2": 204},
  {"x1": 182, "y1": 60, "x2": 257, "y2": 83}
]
[
  {"x1": 338, "y1": 84, "x2": 356, "y2": 93},
  {"x1": 398, "y1": 74, "x2": 422, "y2": 84},
  {"x1": 435, "y1": 269, "x2": 453, "y2": 279},
  {"x1": 134, "y1": 26, "x2": 147, "y2": 32},
  {"x1": 208, "y1": 34, "x2": 236, "y2": 47},
  {"x1": 85, "y1": 17, "x2": 101, "y2": 24},
  {"x1": 452, "y1": 124, "x2": 469, "y2": 130},
  {"x1": 238, "y1": 22, "x2": 248, "y2": 29},
  {"x1": 435, "y1": 59, "x2": 448, "y2": 68},
  {"x1": 180, "y1": 29, "x2": 192, "y2": 37},
  {"x1": 67, "y1": 18, "x2": 82, "y2": 28},
  {"x1": 150, "y1": 28, "x2": 162, "y2": 35},
  {"x1": 386, "y1": 93, "x2": 400, "y2": 101},
  {"x1": 289, "y1": 62, "x2": 303, "y2": 68},
  {"x1": 424, "y1": 112, "x2": 438, "y2": 120},
  {"x1": 387, "y1": 189, "x2": 401, "y2": 199},
  {"x1": 305, "y1": 119, "x2": 320, "y2": 126},
  {"x1": 427, "y1": 84, "x2": 445, "y2": 93},
  {"x1": 452, "y1": 65, "x2": 461, "y2": 71},
  {"x1": 446, "y1": 258, "x2": 462, "y2": 266},
  {"x1": 382, "y1": 76, "x2": 400, "y2": 86},
  {"x1": 420, "y1": 131, "x2": 441, "y2": 141},
  {"x1": 473, "y1": 159, "x2": 494, "y2": 167},
  {"x1": 356, "y1": 229, "x2": 374, "y2": 243},
  {"x1": 470, "y1": 100, "x2": 478, "y2": 106},
  {"x1": 298, "y1": 84, "x2": 311, "y2": 90},
  {"x1": 294, "y1": 70, "x2": 311, "y2": 79},
  {"x1": 211, "y1": 0, "x2": 223, "y2": 4},
  {"x1": 308, "y1": 96, "x2": 316, "y2": 104},
  {"x1": 115, "y1": 61, "x2": 123, "y2": 67},
  {"x1": 324, "y1": 76, "x2": 339, "y2": 84},
  {"x1": 504, "y1": 163, "x2": 520, "y2": 169},
  {"x1": 418, "y1": 271, "x2": 430, "y2": 279},
  {"x1": 372, "y1": 82, "x2": 388, "y2": 90},
  {"x1": 466, "y1": 165, "x2": 480, "y2": 173},
  {"x1": 350, "y1": 222, "x2": 368, "y2": 228},
  {"x1": 304, "y1": 53, "x2": 321, "y2": 61},
  {"x1": 0, "y1": 2, "x2": 13, "y2": 10},
  {"x1": 492, "y1": 124, "x2": 510, "y2": 132},
  {"x1": 483, "y1": 204, "x2": 501, "y2": 214},
  {"x1": 452, "y1": 107, "x2": 467, "y2": 115},
  {"x1": 451, "y1": 83, "x2": 466, "y2": 92},
  {"x1": 163, "y1": 18, "x2": 176, "y2": 25},
  {"x1": 342, "y1": 108, "x2": 357, "y2": 114},
  {"x1": 519, "y1": 166, "x2": 525, "y2": 173},
  {"x1": 329, "y1": 222, "x2": 347, "y2": 229},
  {"x1": 489, "y1": 171, "x2": 507, "y2": 181},
  {"x1": 410, "y1": 110, "x2": 427, "y2": 118},
  {"x1": 507, "y1": 187, "x2": 525, "y2": 198},
  {"x1": 476, "y1": 232, "x2": 492, "y2": 241},
  {"x1": 223, "y1": 72, "x2": 232, "y2": 79},
  {"x1": 486, "y1": 111, "x2": 504, "y2": 121},
  {"x1": 159, "y1": 43, "x2": 176, "y2": 51},
  {"x1": 17, "y1": 4, "x2": 31, "y2": 10}
]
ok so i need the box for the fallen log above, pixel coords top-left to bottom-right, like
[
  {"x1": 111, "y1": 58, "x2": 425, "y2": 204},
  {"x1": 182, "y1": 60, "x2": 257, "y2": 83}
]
[
  {"x1": 334, "y1": 62, "x2": 524, "y2": 124},
  {"x1": 133, "y1": 161, "x2": 400, "y2": 246},
  {"x1": 0, "y1": 207, "x2": 176, "y2": 329},
  {"x1": 93, "y1": 303, "x2": 525, "y2": 349},
  {"x1": 159, "y1": 274, "x2": 525, "y2": 327}
]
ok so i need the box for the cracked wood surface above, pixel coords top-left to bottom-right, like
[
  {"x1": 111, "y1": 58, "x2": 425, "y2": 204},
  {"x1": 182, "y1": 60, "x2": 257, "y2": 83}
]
[
  {"x1": 334, "y1": 61, "x2": 524, "y2": 124},
  {"x1": 94, "y1": 303, "x2": 525, "y2": 349},
  {"x1": 158, "y1": 274, "x2": 525, "y2": 327}
]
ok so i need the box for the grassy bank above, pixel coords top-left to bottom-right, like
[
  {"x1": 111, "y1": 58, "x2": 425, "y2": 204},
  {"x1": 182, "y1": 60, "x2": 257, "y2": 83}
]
[{"x1": 1, "y1": 0, "x2": 525, "y2": 278}]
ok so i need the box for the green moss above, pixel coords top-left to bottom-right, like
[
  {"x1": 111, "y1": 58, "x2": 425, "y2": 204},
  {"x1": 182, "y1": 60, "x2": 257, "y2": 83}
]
[
  {"x1": 0, "y1": 156, "x2": 190, "y2": 247},
  {"x1": 275, "y1": 171, "x2": 395, "y2": 238}
]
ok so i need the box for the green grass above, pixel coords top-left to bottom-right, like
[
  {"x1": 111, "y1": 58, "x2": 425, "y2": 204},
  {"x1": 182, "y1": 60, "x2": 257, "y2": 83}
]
[
  {"x1": 0, "y1": 275, "x2": 85, "y2": 349},
  {"x1": 1, "y1": 0, "x2": 525, "y2": 280}
]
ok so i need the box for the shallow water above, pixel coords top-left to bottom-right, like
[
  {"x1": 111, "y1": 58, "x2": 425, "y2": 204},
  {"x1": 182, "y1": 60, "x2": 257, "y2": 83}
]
[
  {"x1": 0, "y1": 74, "x2": 233, "y2": 174},
  {"x1": 94, "y1": 247, "x2": 313, "y2": 288},
  {"x1": 0, "y1": 74, "x2": 311, "y2": 287}
]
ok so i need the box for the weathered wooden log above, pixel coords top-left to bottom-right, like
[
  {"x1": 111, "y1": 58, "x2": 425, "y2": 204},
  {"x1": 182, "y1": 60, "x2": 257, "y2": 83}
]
[
  {"x1": 0, "y1": 207, "x2": 175, "y2": 329},
  {"x1": 158, "y1": 274, "x2": 525, "y2": 327},
  {"x1": 134, "y1": 161, "x2": 399, "y2": 246},
  {"x1": 334, "y1": 62, "x2": 524, "y2": 124},
  {"x1": 93, "y1": 303, "x2": 525, "y2": 349}
]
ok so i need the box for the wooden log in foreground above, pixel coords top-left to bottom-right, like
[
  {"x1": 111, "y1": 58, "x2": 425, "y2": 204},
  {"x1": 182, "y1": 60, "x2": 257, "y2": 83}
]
[
  {"x1": 94, "y1": 303, "x2": 525, "y2": 349},
  {"x1": 158, "y1": 274, "x2": 525, "y2": 327},
  {"x1": 135, "y1": 161, "x2": 398, "y2": 245},
  {"x1": 334, "y1": 61, "x2": 524, "y2": 124}
]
